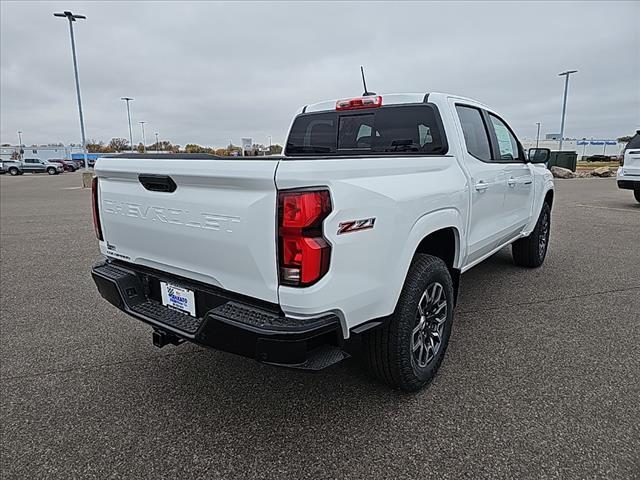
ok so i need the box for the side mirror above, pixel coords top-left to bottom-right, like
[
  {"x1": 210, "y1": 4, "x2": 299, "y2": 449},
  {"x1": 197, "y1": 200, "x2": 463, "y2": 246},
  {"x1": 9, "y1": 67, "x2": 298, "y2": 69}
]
[{"x1": 528, "y1": 148, "x2": 551, "y2": 163}]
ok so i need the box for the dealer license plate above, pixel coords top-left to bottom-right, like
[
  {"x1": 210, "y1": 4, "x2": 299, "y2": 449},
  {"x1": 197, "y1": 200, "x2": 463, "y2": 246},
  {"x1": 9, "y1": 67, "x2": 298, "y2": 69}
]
[{"x1": 160, "y1": 281, "x2": 196, "y2": 317}]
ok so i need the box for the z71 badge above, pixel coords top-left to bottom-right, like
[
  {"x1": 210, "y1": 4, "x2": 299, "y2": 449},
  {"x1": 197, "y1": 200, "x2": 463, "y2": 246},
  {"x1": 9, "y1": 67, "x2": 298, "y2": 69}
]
[{"x1": 337, "y1": 218, "x2": 376, "y2": 235}]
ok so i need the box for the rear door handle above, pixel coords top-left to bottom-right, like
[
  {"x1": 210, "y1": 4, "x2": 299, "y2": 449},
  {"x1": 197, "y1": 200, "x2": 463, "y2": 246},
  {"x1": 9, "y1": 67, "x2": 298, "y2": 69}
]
[{"x1": 475, "y1": 181, "x2": 489, "y2": 192}]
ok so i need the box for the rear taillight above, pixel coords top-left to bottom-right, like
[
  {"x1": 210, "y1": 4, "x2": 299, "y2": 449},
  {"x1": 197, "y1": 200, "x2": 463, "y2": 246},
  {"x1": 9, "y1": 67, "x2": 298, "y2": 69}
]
[
  {"x1": 278, "y1": 189, "x2": 332, "y2": 286},
  {"x1": 336, "y1": 95, "x2": 382, "y2": 111},
  {"x1": 91, "y1": 177, "x2": 103, "y2": 241}
]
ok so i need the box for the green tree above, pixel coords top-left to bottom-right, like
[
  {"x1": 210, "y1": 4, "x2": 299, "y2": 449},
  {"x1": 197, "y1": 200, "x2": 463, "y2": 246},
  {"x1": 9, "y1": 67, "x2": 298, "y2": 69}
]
[{"x1": 617, "y1": 135, "x2": 633, "y2": 143}]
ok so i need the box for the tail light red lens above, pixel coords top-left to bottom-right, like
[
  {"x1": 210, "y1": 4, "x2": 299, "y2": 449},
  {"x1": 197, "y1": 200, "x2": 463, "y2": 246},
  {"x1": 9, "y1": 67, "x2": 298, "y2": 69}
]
[
  {"x1": 278, "y1": 189, "x2": 331, "y2": 286},
  {"x1": 91, "y1": 177, "x2": 103, "y2": 241},
  {"x1": 336, "y1": 95, "x2": 382, "y2": 111}
]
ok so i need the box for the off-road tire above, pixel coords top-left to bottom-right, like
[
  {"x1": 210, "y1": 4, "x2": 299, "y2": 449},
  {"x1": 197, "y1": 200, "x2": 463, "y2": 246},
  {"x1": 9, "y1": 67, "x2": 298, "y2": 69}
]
[
  {"x1": 512, "y1": 202, "x2": 551, "y2": 268},
  {"x1": 364, "y1": 254, "x2": 454, "y2": 392}
]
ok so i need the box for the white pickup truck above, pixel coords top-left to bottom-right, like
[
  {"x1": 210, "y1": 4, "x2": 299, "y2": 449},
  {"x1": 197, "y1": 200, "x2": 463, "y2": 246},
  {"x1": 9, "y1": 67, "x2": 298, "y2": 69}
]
[{"x1": 91, "y1": 92, "x2": 554, "y2": 391}]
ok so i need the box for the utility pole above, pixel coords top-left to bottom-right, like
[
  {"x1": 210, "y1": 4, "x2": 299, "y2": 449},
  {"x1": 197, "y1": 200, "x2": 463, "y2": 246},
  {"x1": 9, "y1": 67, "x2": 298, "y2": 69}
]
[
  {"x1": 17, "y1": 131, "x2": 23, "y2": 159},
  {"x1": 155, "y1": 132, "x2": 159, "y2": 152},
  {"x1": 121, "y1": 97, "x2": 134, "y2": 152},
  {"x1": 558, "y1": 70, "x2": 578, "y2": 151},
  {"x1": 54, "y1": 11, "x2": 88, "y2": 169},
  {"x1": 535, "y1": 122, "x2": 541, "y2": 149},
  {"x1": 139, "y1": 121, "x2": 147, "y2": 153}
]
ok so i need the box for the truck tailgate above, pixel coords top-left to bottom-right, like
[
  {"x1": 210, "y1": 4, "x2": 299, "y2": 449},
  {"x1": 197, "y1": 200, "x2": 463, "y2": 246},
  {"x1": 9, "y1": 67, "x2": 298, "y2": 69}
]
[{"x1": 95, "y1": 157, "x2": 281, "y2": 303}]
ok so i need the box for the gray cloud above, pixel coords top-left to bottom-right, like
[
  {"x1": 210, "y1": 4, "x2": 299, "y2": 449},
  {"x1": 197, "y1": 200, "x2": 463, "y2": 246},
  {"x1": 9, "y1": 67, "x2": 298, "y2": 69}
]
[{"x1": 1, "y1": 1, "x2": 638, "y2": 148}]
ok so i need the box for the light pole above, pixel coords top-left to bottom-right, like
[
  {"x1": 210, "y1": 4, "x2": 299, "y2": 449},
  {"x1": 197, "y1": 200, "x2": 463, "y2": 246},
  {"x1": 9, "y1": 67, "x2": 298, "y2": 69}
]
[
  {"x1": 155, "y1": 132, "x2": 159, "y2": 152},
  {"x1": 139, "y1": 121, "x2": 147, "y2": 153},
  {"x1": 54, "y1": 11, "x2": 88, "y2": 169},
  {"x1": 121, "y1": 97, "x2": 134, "y2": 152},
  {"x1": 535, "y1": 122, "x2": 541, "y2": 149},
  {"x1": 558, "y1": 69, "x2": 578, "y2": 151},
  {"x1": 17, "y1": 131, "x2": 23, "y2": 159}
]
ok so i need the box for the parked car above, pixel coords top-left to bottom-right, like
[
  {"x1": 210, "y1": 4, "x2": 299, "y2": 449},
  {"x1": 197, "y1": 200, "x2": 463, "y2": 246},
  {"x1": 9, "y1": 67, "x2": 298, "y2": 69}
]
[
  {"x1": 21, "y1": 158, "x2": 64, "y2": 175},
  {"x1": 50, "y1": 159, "x2": 77, "y2": 172},
  {"x1": 617, "y1": 130, "x2": 640, "y2": 203},
  {"x1": 91, "y1": 92, "x2": 554, "y2": 391},
  {"x1": 585, "y1": 154, "x2": 611, "y2": 162}
]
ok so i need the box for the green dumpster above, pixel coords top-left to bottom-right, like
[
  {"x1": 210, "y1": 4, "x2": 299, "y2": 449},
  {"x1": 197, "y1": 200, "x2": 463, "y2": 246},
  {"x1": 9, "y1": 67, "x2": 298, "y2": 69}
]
[{"x1": 548, "y1": 151, "x2": 578, "y2": 172}]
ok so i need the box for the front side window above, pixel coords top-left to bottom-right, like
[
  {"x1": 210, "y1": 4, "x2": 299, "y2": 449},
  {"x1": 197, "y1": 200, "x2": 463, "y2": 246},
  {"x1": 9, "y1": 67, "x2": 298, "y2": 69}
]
[
  {"x1": 286, "y1": 104, "x2": 447, "y2": 156},
  {"x1": 488, "y1": 114, "x2": 521, "y2": 161},
  {"x1": 456, "y1": 105, "x2": 491, "y2": 161}
]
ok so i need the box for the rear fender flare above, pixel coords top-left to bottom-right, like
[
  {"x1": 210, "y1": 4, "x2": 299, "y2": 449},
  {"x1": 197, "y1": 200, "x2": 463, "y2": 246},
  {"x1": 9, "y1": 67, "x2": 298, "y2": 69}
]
[{"x1": 387, "y1": 208, "x2": 464, "y2": 314}]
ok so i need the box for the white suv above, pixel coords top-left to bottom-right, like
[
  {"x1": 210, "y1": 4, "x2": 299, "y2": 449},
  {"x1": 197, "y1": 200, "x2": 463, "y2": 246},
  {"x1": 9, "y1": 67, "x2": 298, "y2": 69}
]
[{"x1": 617, "y1": 130, "x2": 640, "y2": 203}]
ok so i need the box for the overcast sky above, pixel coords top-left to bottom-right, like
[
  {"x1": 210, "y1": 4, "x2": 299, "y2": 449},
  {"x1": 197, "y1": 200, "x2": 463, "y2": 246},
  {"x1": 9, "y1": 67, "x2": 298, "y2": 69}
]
[{"x1": 1, "y1": 1, "x2": 638, "y2": 148}]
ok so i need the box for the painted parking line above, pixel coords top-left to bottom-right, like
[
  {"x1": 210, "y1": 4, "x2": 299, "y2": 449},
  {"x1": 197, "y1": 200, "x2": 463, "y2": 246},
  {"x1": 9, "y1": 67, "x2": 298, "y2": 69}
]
[{"x1": 575, "y1": 203, "x2": 638, "y2": 213}]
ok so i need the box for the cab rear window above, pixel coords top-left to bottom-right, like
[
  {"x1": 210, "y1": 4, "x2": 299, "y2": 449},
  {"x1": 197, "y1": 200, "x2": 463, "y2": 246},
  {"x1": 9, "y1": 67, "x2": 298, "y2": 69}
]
[{"x1": 285, "y1": 104, "x2": 448, "y2": 156}]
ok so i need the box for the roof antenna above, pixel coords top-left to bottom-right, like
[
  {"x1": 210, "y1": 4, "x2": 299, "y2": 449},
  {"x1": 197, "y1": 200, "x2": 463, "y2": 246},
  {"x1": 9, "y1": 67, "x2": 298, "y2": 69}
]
[{"x1": 361, "y1": 66, "x2": 376, "y2": 96}]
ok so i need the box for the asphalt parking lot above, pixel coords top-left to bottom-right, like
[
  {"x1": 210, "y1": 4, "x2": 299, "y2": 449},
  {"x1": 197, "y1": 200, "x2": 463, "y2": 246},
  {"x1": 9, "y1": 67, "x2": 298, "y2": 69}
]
[{"x1": 1, "y1": 172, "x2": 638, "y2": 479}]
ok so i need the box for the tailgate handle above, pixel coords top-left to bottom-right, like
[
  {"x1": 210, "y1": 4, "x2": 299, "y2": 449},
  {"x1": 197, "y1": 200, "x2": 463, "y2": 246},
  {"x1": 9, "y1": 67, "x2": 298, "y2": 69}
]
[{"x1": 138, "y1": 174, "x2": 177, "y2": 193}]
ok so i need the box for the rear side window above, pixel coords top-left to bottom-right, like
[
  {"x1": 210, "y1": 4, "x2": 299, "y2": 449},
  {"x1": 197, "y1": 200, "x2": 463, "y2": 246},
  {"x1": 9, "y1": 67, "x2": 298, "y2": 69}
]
[
  {"x1": 456, "y1": 105, "x2": 491, "y2": 161},
  {"x1": 286, "y1": 104, "x2": 447, "y2": 156}
]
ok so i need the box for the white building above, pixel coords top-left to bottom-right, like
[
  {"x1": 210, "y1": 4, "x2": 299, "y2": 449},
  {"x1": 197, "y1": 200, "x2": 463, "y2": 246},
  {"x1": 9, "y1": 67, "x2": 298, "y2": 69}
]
[
  {"x1": 521, "y1": 139, "x2": 625, "y2": 158},
  {"x1": 0, "y1": 145, "x2": 84, "y2": 162}
]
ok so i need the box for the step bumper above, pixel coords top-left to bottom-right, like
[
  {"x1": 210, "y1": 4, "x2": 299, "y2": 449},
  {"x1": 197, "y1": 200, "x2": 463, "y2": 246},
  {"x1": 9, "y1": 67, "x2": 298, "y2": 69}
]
[{"x1": 91, "y1": 260, "x2": 348, "y2": 370}]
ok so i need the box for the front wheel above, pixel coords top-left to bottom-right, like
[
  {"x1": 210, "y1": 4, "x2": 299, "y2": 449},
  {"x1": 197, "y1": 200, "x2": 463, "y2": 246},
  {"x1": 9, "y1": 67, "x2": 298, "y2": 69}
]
[
  {"x1": 364, "y1": 254, "x2": 454, "y2": 392},
  {"x1": 512, "y1": 202, "x2": 551, "y2": 268},
  {"x1": 634, "y1": 189, "x2": 640, "y2": 203},
  {"x1": 47, "y1": 167, "x2": 57, "y2": 175},
  {"x1": 9, "y1": 167, "x2": 19, "y2": 176}
]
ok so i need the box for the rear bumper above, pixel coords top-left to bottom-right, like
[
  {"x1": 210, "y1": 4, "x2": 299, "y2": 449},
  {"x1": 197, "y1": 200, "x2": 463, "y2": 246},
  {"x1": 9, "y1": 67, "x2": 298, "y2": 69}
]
[
  {"x1": 91, "y1": 260, "x2": 347, "y2": 369},
  {"x1": 617, "y1": 179, "x2": 639, "y2": 190}
]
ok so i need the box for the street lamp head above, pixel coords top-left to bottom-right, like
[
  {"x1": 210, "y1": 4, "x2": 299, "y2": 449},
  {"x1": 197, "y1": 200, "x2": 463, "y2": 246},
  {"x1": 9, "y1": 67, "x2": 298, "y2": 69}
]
[
  {"x1": 54, "y1": 11, "x2": 86, "y2": 21},
  {"x1": 121, "y1": 97, "x2": 133, "y2": 101},
  {"x1": 558, "y1": 70, "x2": 578, "y2": 76}
]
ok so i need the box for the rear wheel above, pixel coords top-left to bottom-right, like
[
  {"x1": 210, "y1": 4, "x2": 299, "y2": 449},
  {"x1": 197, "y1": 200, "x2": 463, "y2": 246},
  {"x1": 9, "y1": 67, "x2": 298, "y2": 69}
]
[
  {"x1": 364, "y1": 254, "x2": 454, "y2": 391},
  {"x1": 9, "y1": 167, "x2": 19, "y2": 176},
  {"x1": 634, "y1": 189, "x2": 640, "y2": 203},
  {"x1": 512, "y1": 202, "x2": 551, "y2": 268},
  {"x1": 47, "y1": 167, "x2": 56, "y2": 175}
]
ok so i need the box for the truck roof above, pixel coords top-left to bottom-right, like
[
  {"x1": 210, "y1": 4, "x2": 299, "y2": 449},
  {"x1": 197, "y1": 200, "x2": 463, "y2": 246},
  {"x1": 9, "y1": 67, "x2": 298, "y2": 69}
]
[{"x1": 302, "y1": 92, "x2": 489, "y2": 114}]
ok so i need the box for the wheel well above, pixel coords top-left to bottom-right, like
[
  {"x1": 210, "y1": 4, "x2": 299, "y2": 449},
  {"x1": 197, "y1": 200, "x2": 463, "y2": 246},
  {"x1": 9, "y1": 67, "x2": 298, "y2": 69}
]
[
  {"x1": 415, "y1": 227, "x2": 460, "y2": 305},
  {"x1": 544, "y1": 189, "x2": 554, "y2": 208}
]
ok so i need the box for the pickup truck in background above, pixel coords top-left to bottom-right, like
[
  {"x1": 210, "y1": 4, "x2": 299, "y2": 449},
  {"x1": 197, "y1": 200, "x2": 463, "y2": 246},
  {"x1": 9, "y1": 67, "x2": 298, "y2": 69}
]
[
  {"x1": 1, "y1": 158, "x2": 64, "y2": 175},
  {"x1": 91, "y1": 92, "x2": 554, "y2": 391}
]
